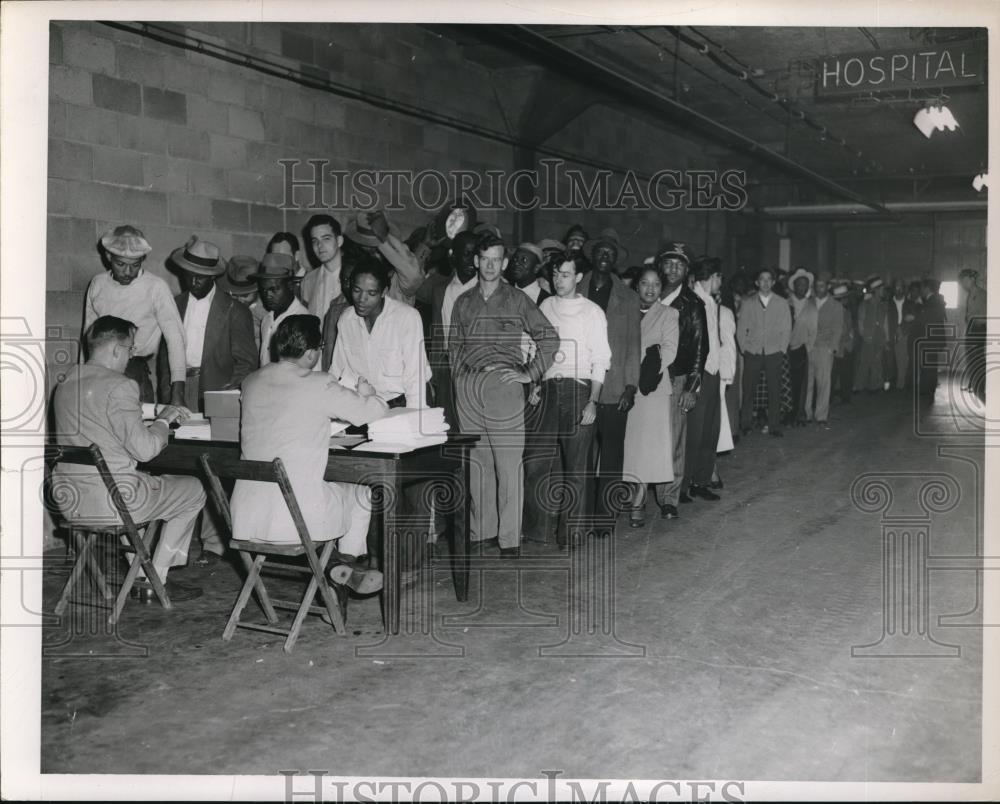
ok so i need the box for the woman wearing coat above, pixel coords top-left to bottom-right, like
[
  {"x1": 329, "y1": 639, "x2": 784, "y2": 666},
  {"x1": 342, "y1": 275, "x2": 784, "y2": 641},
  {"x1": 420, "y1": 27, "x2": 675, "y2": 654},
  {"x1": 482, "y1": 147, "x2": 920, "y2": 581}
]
[{"x1": 622, "y1": 266, "x2": 680, "y2": 527}]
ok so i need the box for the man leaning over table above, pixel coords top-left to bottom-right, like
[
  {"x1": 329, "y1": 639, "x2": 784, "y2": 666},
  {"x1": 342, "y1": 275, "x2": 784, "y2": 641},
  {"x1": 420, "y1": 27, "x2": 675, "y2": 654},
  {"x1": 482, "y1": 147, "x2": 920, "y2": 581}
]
[
  {"x1": 232, "y1": 315, "x2": 389, "y2": 593},
  {"x1": 52, "y1": 315, "x2": 205, "y2": 602}
]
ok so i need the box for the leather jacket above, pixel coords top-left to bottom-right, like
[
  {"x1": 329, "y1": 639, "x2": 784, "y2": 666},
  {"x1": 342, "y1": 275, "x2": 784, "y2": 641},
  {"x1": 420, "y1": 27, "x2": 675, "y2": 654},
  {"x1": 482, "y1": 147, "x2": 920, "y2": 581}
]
[{"x1": 666, "y1": 286, "x2": 708, "y2": 393}]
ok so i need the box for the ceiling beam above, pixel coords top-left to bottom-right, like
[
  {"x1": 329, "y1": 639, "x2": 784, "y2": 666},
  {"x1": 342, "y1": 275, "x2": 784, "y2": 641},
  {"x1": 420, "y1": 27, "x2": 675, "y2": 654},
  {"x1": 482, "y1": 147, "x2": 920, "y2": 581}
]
[{"x1": 442, "y1": 24, "x2": 896, "y2": 216}]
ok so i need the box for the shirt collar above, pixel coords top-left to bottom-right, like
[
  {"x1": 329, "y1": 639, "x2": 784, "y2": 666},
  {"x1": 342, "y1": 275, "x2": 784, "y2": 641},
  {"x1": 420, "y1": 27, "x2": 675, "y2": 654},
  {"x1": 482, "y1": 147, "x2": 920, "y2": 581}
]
[
  {"x1": 190, "y1": 284, "x2": 216, "y2": 306},
  {"x1": 661, "y1": 285, "x2": 682, "y2": 306}
]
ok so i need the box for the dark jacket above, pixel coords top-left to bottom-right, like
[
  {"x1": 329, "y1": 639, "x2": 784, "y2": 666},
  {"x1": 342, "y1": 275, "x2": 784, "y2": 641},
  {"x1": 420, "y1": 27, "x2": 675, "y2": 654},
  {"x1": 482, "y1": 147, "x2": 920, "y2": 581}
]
[
  {"x1": 577, "y1": 272, "x2": 640, "y2": 403},
  {"x1": 158, "y1": 289, "x2": 258, "y2": 409},
  {"x1": 666, "y1": 285, "x2": 708, "y2": 393}
]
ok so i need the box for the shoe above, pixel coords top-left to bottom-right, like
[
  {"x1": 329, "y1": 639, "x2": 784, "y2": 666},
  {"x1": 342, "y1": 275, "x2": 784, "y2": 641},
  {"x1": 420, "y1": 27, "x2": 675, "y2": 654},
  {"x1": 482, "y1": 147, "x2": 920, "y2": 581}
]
[
  {"x1": 679, "y1": 491, "x2": 693, "y2": 504},
  {"x1": 131, "y1": 579, "x2": 204, "y2": 603},
  {"x1": 761, "y1": 425, "x2": 769, "y2": 435},
  {"x1": 628, "y1": 510, "x2": 645, "y2": 528},
  {"x1": 499, "y1": 547, "x2": 520, "y2": 559},
  {"x1": 740, "y1": 428, "x2": 752, "y2": 437},
  {"x1": 689, "y1": 484, "x2": 721, "y2": 501},
  {"x1": 770, "y1": 429, "x2": 784, "y2": 437},
  {"x1": 708, "y1": 477, "x2": 724, "y2": 490},
  {"x1": 659, "y1": 504, "x2": 679, "y2": 520},
  {"x1": 194, "y1": 550, "x2": 224, "y2": 567},
  {"x1": 328, "y1": 563, "x2": 383, "y2": 595}
]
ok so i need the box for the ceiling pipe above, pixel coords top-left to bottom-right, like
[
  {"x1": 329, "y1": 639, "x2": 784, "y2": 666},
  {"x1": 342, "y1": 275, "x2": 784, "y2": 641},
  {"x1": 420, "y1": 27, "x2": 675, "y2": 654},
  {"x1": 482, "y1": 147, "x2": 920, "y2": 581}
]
[
  {"x1": 755, "y1": 200, "x2": 987, "y2": 218},
  {"x1": 445, "y1": 24, "x2": 895, "y2": 217}
]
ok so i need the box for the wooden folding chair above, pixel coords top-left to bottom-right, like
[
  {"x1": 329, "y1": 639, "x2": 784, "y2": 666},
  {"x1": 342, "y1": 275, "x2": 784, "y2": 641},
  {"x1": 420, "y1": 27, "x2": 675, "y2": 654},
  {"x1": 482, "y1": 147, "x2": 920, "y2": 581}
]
[
  {"x1": 47, "y1": 444, "x2": 170, "y2": 623},
  {"x1": 199, "y1": 453, "x2": 348, "y2": 653}
]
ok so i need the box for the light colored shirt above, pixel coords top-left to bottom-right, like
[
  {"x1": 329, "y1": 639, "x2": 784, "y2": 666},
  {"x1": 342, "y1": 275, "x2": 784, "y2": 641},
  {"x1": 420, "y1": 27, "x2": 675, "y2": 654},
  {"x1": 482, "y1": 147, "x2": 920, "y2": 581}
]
[
  {"x1": 894, "y1": 296, "x2": 905, "y2": 325},
  {"x1": 518, "y1": 280, "x2": 543, "y2": 304},
  {"x1": 330, "y1": 297, "x2": 431, "y2": 408},
  {"x1": 442, "y1": 274, "x2": 477, "y2": 347},
  {"x1": 788, "y1": 296, "x2": 818, "y2": 351},
  {"x1": 660, "y1": 285, "x2": 682, "y2": 307},
  {"x1": 300, "y1": 259, "x2": 343, "y2": 320},
  {"x1": 84, "y1": 270, "x2": 187, "y2": 383},
  {"x1": 183, "y1": 285, "x2": 215, "y2": 369},
  {"x1": 538, "y1": 295, "x2": 612, "y2": 385},
  {"x1": 259, "y1": 297, "x2": 321, "y2": 371},
  {"x1": 232, "y1": 361, "x2": 388, "y2": 544},
  {"x1": 693, "y1": 282, "x2": 720, "y2": 375}
]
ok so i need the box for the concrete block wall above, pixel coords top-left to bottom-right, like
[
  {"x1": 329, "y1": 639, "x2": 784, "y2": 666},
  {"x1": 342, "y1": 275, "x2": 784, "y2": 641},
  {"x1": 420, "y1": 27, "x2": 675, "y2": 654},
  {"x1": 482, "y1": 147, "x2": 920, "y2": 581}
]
[
  {"x1": 46, "y1": 20, "x2": 511, "y2": 361},
  {"x1": 47, "y1": 21, "x2": 734, "y2": 369}
]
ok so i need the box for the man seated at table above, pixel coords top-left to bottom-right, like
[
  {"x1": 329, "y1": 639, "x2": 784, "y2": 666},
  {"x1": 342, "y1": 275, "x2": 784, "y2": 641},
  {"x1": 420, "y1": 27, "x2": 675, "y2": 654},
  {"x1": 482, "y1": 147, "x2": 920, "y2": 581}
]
[
  {"x1": 231, "y1": 315, "x2": 389, "y2": 593},
  {"x1": 52, "y1": 315, "x2": 205, "y2": 601}
]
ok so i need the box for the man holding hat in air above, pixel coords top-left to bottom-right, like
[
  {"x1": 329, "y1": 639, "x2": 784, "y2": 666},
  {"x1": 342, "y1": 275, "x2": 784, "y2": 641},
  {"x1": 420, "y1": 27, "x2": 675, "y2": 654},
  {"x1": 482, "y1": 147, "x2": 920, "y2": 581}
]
[
  {"x1": 84, "y1": 224, "x2": 187, "y2": 405},
  {"x1": 157, "y1": 236, "x2": 258, "y2": 413}
]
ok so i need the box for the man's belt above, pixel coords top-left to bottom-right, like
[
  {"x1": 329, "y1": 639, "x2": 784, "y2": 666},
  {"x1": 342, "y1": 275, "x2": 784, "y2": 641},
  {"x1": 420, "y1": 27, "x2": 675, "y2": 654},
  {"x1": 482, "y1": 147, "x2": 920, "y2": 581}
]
[{"x1": 185, "y1": 367, "x2": 202, "y2": 377}]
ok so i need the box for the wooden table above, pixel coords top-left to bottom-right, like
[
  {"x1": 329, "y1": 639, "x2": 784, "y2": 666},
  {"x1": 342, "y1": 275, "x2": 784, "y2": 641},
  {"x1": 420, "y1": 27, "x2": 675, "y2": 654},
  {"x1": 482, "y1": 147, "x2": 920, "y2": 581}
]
[{"x1": 141, "y1": 433, "x2": 477, "y2": 635}]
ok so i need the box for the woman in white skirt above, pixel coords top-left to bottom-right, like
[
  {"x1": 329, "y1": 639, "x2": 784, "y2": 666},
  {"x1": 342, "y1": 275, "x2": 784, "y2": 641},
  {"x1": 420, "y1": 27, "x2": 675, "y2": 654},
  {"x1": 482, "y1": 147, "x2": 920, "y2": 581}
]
[
  {"x1": 712, "y1": 286, "x2": 737, "y2": 488},
  {"x1": 622, "y1": 265, "x2": 680, "y2": 527}
]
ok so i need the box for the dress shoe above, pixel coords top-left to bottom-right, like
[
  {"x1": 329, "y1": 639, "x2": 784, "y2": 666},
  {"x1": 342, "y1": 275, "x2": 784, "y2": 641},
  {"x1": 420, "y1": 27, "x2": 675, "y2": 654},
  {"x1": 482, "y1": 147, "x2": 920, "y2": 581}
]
[
  {"x1": 499, "y1": 547, "x2": 520, "y2": 559},
  {"x1": 679, "y1": 491, "x2": 693, "y2": 504},
  {"x1": 628, "y1": 509, "x2": 645, "y2": 528},
  {"x1": 131, "y1": 579, "x2": 203, "y2": 603},
  {"x1": 659, "y1": 504, "x2": 679, "y2": 520},
  {"x1": 708, "y1": 477, "x2": 724, "y2": 490},
  {"x1": 770, "y1": 429, "x2": 784, "y2": 437},
  {"x1": 688, "y1": 484, "x2": 721, "y2": 501}
]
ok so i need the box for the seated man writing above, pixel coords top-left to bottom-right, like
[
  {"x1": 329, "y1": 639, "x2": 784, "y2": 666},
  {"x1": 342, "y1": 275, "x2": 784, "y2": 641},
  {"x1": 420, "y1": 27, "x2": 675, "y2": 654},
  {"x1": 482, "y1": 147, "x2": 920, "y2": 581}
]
[
  {"x1": 230, "y1": 314, "x2": 389, "y2": 593},
  {"x1": 52, "y1": 315, "x2": 206, "y2": 601}
]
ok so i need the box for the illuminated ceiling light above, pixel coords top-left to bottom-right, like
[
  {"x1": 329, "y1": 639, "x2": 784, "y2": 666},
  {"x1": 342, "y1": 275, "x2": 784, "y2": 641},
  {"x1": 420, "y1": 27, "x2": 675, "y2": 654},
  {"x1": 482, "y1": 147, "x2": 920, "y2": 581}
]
[
  {"x1": 972, "y1": 172, "x2": 989, "y2": 192},
  {"x1": 913, "y1": 104, "x2": 960, "y2": 138}
]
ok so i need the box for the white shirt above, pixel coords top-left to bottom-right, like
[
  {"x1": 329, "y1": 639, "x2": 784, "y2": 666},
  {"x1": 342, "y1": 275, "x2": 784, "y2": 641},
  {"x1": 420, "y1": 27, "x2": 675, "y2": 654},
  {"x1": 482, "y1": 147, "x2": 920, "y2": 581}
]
[
  {"x1": 660, "y1": 285, "x2": 683, "y2": 307},
  {"x1": 693, "y1": 282, "x2": 720, "y2": 375},
  {"x1": 442, "y1": 274, "x2": 477, "y2": 347},
  {"x1": 330, "y1": 297, "x2": 431, "y2": 408},
  {"x1": 538, "y1": 295, "x2": 612, "y2": 385},
  {"x1": 894, "y1": 296, "x2": 905, "y2": 325},
  {"x1": 301, "y1": 260, "x2": 343, "y2": 319},
  {"x1": 759, "y1": 293, "x2": 772, "y2": 308},
  {"x1": 518, "y1": 280, "x2": 543, "y2": 304},
  {"x1": 183, "y1": 285, "x2": 215, "y2": 369},
  {"x1": 816, "y1": 295, "x2": 829, "y2": 311},
  {"x1": 260, "y1": 297, "x2": 320, "y2": 370}
]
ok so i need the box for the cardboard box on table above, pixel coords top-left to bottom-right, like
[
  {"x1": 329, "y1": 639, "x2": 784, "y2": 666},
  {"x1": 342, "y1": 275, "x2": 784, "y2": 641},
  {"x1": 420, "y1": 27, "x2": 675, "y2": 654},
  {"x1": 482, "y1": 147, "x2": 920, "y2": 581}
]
[{"x1": 203, "y1": 390, "x2": 241, "y2": 442}]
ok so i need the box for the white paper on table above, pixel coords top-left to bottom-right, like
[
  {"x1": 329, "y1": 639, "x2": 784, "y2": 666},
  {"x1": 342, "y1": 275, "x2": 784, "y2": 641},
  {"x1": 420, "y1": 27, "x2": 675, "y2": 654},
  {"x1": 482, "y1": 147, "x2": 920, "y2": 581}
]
[{"x1": 353, "y1": 433, "x2": 448, "y2": 453}]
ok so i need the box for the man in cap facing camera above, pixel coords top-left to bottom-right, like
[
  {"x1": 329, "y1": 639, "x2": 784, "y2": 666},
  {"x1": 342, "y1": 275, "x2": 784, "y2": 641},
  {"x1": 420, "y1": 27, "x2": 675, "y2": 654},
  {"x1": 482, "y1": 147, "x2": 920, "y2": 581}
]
[
  {"x1": 85, "y1": 224, "x2": 187, "y2": 405},
  {"x1": 804, "y1": 273, "x2": 843, "y2": 427},
  {"x1": 157, "y1": 236, "x2": 258, "y2": 413},
  {"x1": 256, "y1": 253, "x2": 315, "y2": 367},
  {"x1": 505, "y1": 242, "x2": 549, "y2": 304}
]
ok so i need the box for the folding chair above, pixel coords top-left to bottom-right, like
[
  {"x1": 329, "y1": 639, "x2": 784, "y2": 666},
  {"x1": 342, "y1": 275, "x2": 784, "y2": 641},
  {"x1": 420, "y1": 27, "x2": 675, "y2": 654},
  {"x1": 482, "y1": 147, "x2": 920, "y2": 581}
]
[
  {"x1": 199, "y1": 453, "x2": 348, "y2": 653},
  {"x1": 47, "y1": 444, "x2": 170, "y2": 623}
]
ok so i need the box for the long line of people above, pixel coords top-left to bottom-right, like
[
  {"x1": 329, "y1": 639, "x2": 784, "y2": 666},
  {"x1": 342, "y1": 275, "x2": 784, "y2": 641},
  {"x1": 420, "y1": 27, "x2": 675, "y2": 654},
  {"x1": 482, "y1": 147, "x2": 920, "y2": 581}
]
[{"x1": 56, "y1": 207, "x2": 976, "y2": 603}]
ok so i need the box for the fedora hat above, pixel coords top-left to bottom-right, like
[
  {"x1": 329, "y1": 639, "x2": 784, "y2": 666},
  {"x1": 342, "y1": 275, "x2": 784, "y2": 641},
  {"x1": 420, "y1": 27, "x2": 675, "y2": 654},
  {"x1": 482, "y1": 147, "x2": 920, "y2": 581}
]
[
  {"x1": 537, "y1": 238, "x2": 566, "y2": 253},
  {"x1": 255, "y1": 252, "x2": 295, "y2": 280},
  {"x1": 866, "y1": 274, "x2": 884, "y2": 290},
  {"x1": 514, "y1": 242, "x2": 544, "y2": 262},
  {"x1": 169, "y1": 235, "x2": 227, "y2": 276},
  {"x1": 100, "y1": 225, "x2": 151, "y2": 259},
  {"x1": 585, "y1": 228, "x2": 629, "y2": 261},
  {"x1": 788, "y1": 267, "x2": 815, "y2": 289},
  {"x1": 831, "y1": 284, "x2": 850, "y2": 298},
  {"x1": 344, "y1": 210, "x2": 401, "y2": 248},
  {"x1": 218, "y1": 255, "x2": 259, "y2": 293}
]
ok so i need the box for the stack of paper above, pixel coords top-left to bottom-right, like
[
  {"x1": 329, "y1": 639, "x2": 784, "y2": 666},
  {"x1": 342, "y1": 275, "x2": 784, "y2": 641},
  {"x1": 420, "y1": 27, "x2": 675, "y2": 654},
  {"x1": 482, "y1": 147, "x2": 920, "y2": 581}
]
[
  {"x1": 172, "y1": 414, "x2": 211, "y2": 441},
  {"x1": 368, "y1": 407, "x2": 449, "y2": 444}
]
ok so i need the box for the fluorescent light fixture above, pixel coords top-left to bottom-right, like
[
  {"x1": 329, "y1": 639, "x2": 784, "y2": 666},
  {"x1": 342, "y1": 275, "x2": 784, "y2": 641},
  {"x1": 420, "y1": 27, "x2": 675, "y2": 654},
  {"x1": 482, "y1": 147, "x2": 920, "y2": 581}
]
[
  {"x1": 913, "y1": 105, "x2": 960, "y2": 138},
  {"x1": 972, "y1": 172, "x2": 989, "y2": 192}
]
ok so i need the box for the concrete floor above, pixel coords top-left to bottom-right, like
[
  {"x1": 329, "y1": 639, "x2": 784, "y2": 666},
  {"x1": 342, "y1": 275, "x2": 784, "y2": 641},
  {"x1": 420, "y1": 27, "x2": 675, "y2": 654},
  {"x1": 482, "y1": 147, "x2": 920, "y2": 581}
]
[{"x1": 41, "y1": 373, "x2": 985, "y2": 782}]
